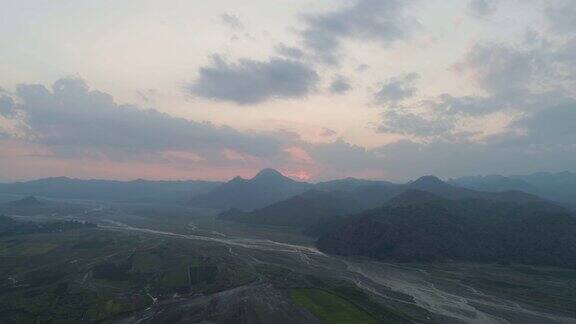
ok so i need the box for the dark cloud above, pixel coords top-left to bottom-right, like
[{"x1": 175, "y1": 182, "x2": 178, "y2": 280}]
[
  {"x1": 301, "y1": 0, "x2": 419, "y2": 64},
  {"x1": 456, "y1": 35, "x2": 576, "y2": 96},
  {"x1": 220, "y1": 13, "x2": 244, "y2": 30},
  {"x1": 371, "y1": 30, "x2": 576, "y2": 157},
  {"x1": 321, "y1": 128, "x2": 337, "y2": 137},
  {"x1": 376, "y1": 104, "x2": 576, "y2": 180},
  {"x1": 356, "y1": 64, "x2": 369, "y2": 72},
  {"x1": 467, "y1": 0, "x2": 498, "y2": 17},
  {"x1": 456, "y1": 42, "x2": 545, "y2": 96},
  {"x1": 188, "y1": 55, "x2": 319, "y2": 105},
  {"x1": 11, "y1": 78, "x2": 294, "y2": 160},
  {"x1": 513, "y1": 102, "x2": 576, "y2": 145},
  {"x1": 553, "y1": 37, "x2": 576, "y2": 81},
  {"x1": 431, "y1": 35, "x2": 576, "y2": 128},
  {"x1": 545, "y1": 1, "x2": 576, "y2": 35},
  {"x1": 275, "y1": 43, "x2": 306, "y2": 60},
  {"x1": 329, "y1": 75, "x2": 352, "y2": 94},
  {"x1": 374, "y1": 73, "x2": 419, "y2": 104},
  {"x1": 373, "y1": 37, "x2": 576, "y2": 139},
  {"x1": 0, "y1": 95, "x2": 15, "y2": 117},
  {"x1": 375, "y1": 138, "x2": 572, "y2": 180},
  {"x1": 431, "y1": 94, "x2": 503, "y2": 116},
  {"x1": 306, "y1": 138, "x2": 381, "y2": 170},
  {"x1": 378, "y1": 110, "x2": 455, "y2": 137},
  {"x1": 136, "y1": 88, "x2": 159, "y2": 103},
  {"x1": 3, "y1": 77, "x2": 575, "y2": 181}
]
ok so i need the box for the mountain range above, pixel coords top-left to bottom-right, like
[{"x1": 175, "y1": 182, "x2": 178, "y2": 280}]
[
  {"x1": 218, "y1": 174, "x2": 546, "y2": 230},
  {"x1": 449, "y1": 172, "x2": 576, "y2": 206},
  {"x1": 316, "y1": 189, "x2": 576, "y2": 268},
  {"x1": 210, "y1": 172, "x2": 576, "y2": 269},
  {"x1": 3, "y1": 169, "x2": 575, "y2": 209},
  {"x1": 2, "y1": 169, "x2": 576, "y2": 269},
  {"x1": 0, "y1": 177, "x2": 220, "y2": 203}
]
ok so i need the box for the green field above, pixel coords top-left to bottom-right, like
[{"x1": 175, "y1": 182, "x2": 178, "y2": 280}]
[
  {"x1": 0, "y1": 227, "x2": 259, "y2": 323},
  {"x1": 290, "y1": 288, "x2": 378, "y2": 324}
]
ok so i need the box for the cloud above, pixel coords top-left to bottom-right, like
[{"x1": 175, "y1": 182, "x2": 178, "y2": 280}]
[
  {"x1": 321, "y1": 128, "x2": 337, "y2": 137},
  {"x1": 513, "y1": 102, "x2": 576, "y2": 145},
  {"x1": 275, "y1": 43, "x2": 306, "y2": 60},
  {"x1": 188, "y1": 55, "x2": 319, "y2": 105},
  {"x1": 545, "y1": 1, "x2": 576, "y2": 35},
  {"x1": 2, "y1": 77, "x2": 575, "y2": 181},
  {"x1": 373, "y1": 36, "x2": 576, "y2": 139},
  {"x1": 371, "y1": 28, "x2": 576, "y2": 151},
  {"x1": 136, "y1": 89, "x2": 159, "y2": 104},
  {"x1": 435, "y1": 36, "x2": 576, "y2": 121},
  {"x1": 305, "y1": 138, "x2": 382, "y2": 171},
  {"x1": 378, "y1": 109, "x2": 455, "y2": 137},
  {"x1": 329, "y1": 75, "x2": 352, "y2": 94},
  {"x1": 10, "y1": 78, "x2": 296, "y2": 161},
  {"x1": 431, "y1": 94, "x2": 505, "y2": 116},
  {"x1": 467, "y1": 0, "x2": 498, "y2": 17},
  {"x1": 374, "y1": 72, "x2": 419, "y2": 104},
  {"x1": 301, "y1": 0, "x2": 419, "y2": 64},
  {"x1": 376, "y1": 129, "x2": 576, "y2": 180},
  {"x1": 220, "y1": 13, "x2": 244, "y2": 30},
  {"x1": 356, "y1": 64, "x2": 369, "y2": 72},
  {"x1": 1, "y1": 78, "x2": 393, "y2": 180},
  {"x1": 0, "y1": 95, "x2": 15, "y2": 117},
  {"x1": 455, "y1": 42, "x2": 545, "y2": 96},
  {"x1": 456, "y1": 35, "x2": 576, "y2": 97}
]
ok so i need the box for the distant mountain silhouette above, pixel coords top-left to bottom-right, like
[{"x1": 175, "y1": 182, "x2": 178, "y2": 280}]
[
  {"x1": 189, "y1": 169, "x2": 312, "y2": 211},
  {"x1": 315, "y1": 177, "x2": 394, "y2": 192},
  {"x1": 407, "y1": 176, "x2": 544, "y2": 203},
  {"x1": 0, "y1": 177, "x2": 220, "y2": 203},
  {"x1": 317, "y1": 189, "x2": 576, "y2": 268},
  {"x1": 6, "y1": 196, "x2": 45, "y2": 207},
  {"x1": 450, "y1": 172, "x2": 576, "y2": 206},
  {"x1": 409, "y1": 175, "x2": 445, "y2": 187},
  {"x1": 217, "y1": 175, "x2": 547, "y2": 233},
  {"x1": 448, "y1": 175, "x2": 535, "y2": 193}
]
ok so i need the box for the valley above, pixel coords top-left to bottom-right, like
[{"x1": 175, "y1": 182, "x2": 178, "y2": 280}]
[{"x1": 1, "y1": 195, "x2": 574, "y2": 323}]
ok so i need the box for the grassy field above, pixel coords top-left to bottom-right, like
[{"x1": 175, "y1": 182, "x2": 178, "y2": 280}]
[
  {"x1": 290, "y1": 288, "x2": 378, "y2": 324},
  {"x1": 0, "y1": 221, "x2": 426, "y2": 323},
  {"x1": 255, "y1": 264, "x2": 426, "y2": 323},
  {"x1": 0, "y1": 226, "x2": 259, "y2": 323},
  {"x1": 0, "y1": 242, "x2": 60, "y2": 256}
]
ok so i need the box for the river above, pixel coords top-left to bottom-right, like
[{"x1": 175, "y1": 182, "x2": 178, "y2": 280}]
[{"x1": 98, "y1": 220, "x2": 576, "y2": 324}]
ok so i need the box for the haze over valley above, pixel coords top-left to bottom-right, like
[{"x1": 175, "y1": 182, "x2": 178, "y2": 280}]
[{"x1": 1, "y1": 169, "x2": 576, "y2": 323}]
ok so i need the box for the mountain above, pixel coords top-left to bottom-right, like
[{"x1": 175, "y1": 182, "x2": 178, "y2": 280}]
[
  {"x1": 218, "y1": 175, "x2": 545, "y2": 233},
  {"x1": 514, "y1": 172, "x2": 576, "y2": 205},
  {"x1": 6, "y1": 196, "x2": 45, "y2": 207},
  {"x1": 450, "y1": 172, "x2": 576, "y2": 205},
  {"x1": 189, "y1": 169, "x2": 312, "y2": 211},
  {"x1": 0, "y1": 177, "x2": 220, "y2": 203},
  {"x1": 218, "y1": 190, "x2": 364, "y2": 227},
  {"x1": 448, "y1": 175, "x2": 536, "y2": 193},
  {"x1": 314, "y1": 177, "x2": 394, "y2": 192},
  {"x1": 316, "y1": 189, "x2": 576, "y2": 268},
  {"x1": 407, "y1": 175, "x2": 544, "y2": 203}
]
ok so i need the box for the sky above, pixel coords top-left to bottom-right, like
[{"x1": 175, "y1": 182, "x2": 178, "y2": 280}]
[{"x1": 0, "y1": 0, "x2": 575, "y2": 182}]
